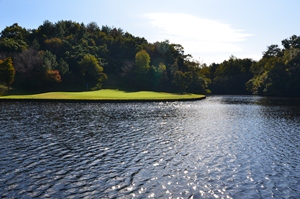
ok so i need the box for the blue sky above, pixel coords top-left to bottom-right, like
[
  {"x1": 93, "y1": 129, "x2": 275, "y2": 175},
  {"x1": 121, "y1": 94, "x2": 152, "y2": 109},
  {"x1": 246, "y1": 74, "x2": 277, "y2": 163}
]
[{"x1": 1, "y1": 0, "x2": 300, "y2": 64}]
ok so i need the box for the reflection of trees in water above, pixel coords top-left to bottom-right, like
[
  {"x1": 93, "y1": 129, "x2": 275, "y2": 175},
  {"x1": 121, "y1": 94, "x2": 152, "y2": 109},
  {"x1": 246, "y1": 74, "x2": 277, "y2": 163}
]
[
  {"x1": 257, "y1": 97, "x2": 300, "y2": 107},
  {"x1": 257, "y1": 97, "x2": 300, "y2": 121},
  {"x1": 254, "y1": 97, "x2": 300, "y2": 159}
]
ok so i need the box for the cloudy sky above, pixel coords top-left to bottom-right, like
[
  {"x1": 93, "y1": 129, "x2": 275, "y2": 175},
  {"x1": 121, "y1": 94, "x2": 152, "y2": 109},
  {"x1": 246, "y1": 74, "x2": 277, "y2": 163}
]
[{"x1": 1, "y1": 0, "x2": 300, "y2": 64}]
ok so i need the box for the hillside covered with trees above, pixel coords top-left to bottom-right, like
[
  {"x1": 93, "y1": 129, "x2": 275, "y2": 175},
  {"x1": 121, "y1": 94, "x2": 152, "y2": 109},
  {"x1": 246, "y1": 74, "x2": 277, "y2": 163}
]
[
  {"x1": 0, "y1": 20, "x2": 300, "y2": 97},
  {"x1": 0, "y1": 20, "x2": 206, "y2": 94}
]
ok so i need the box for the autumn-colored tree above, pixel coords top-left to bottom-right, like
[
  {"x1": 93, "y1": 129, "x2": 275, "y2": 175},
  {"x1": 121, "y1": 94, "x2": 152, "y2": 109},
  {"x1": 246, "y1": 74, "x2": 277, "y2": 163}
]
[
  {"x1": 0, "y1": 57, "x2": 15, "y2": 91},
  {"x1": 46, "y1": 70, "x2": 61, "y2": 83},
  {"x1": 44, "y1": 37, "x2": 63, "y2": 55}
]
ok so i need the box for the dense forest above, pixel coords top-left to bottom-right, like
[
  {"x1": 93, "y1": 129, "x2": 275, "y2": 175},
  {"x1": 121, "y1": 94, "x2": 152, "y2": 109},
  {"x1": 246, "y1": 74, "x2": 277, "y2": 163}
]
[
  {"x1": 0, "y1": 20, "x2": 300, "y2": 97},
  {"x1": 200, "y1": 35, "x2": 300, "y2": 97},
  {"x1": 0, "y1": 20, "x2": 206, "y2": 94}
]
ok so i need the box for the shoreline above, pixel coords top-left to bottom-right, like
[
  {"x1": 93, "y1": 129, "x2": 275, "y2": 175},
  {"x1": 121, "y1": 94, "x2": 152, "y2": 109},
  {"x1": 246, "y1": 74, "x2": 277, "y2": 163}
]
[
  {"x1": 0, "y1": 89, "x2": 206, "y2": 103},
  {"x1": 0, "y1": 96, "x2": 206, "y2": 103}
]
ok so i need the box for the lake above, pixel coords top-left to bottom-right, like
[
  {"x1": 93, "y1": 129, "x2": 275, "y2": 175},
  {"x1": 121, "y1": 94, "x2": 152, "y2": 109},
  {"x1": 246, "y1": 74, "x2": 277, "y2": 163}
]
[{"x1": 0, "y1": 96, "x2": 299, "y2": 198}]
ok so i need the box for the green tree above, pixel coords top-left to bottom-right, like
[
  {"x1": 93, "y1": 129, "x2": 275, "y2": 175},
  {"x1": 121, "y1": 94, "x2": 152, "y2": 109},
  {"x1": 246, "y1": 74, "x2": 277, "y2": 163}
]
[
  {"x1": 212, "y1": 56, "x2": 253, "y2": 94},
  {"x1": 135, "y1": 50, "x2": 150, "y2": 74},
  {"x1": 42, "y1": 50, "x2": 57, "y2": 70},
  {"x1": 55, "y1": 58, "x2": 69, "y2": 76},
  {"x1": 247, "y1": 35, "x2": 300, "y2": 97},
  {"x1": 78, "y1": 54, "x2": 107, "y2": 90},
  {"x1": 0, "y1": 57, "x2": 15, "y2": 91},
  {"x1": 173, "y1": 71, "x2": 189, "y2": 93},
  {"x1": 281, "y1": 35, "x2": 300, "y2": 49},
  {"x1": 263, "y1": 45, "x2": 283, "y2": 58},
  {"x1": 134, "y1": 50, "x2": 151, "y2": 88},
  {"x1": 0, "y1": 23, "x2": 29, "y2": 40},
  {"x1": 149, "y1": 62, "x2": 168, "y2": 90},
  {"x1": 0, "y1": 38, "x2": 27, "y2": 53}
]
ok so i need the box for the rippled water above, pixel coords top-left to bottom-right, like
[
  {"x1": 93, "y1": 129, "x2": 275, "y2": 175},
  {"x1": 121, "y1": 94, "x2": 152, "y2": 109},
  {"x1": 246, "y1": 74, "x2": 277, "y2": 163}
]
[{"x1": 0, "y1": 96, "x2": 300, "y2": 198}]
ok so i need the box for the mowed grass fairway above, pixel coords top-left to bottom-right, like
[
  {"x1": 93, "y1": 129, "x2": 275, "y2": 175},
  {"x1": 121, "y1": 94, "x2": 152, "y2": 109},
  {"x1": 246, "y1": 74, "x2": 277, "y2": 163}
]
[{"x1": 0, "y1": 89, "x2": 205, "y2": 101}]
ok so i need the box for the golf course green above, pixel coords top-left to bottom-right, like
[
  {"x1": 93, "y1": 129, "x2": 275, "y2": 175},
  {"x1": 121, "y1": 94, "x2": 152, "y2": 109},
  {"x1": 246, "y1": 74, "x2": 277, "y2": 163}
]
[{"x1": 0, "y1": 89, "x2": 205, "y2": 102}]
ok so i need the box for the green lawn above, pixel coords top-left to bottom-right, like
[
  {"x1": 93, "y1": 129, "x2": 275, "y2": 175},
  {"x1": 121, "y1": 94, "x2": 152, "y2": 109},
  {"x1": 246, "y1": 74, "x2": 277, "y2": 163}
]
[{"x1": 0, "y1": 89, "x2": 205, "y2": 101}]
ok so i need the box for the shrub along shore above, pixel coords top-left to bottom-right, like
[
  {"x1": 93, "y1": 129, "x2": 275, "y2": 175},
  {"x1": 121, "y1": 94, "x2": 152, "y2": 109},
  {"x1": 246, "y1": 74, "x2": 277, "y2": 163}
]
[{"x1": 0, "y1": 89, "x2": 205, "y2": 102}]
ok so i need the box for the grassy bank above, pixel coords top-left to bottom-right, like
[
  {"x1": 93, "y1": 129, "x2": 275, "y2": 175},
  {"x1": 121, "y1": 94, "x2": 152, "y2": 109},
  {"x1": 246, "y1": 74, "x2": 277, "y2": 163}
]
[{"x1": 0, "y1": 89, "x2": 205, "y2": 101}]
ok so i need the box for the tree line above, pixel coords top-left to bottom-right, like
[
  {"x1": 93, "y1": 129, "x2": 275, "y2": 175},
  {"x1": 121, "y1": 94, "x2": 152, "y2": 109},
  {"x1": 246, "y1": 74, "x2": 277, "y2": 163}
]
[
  {"x1": 0, "y1": 21, "x2": 206, "y2": 94},
  {"x1": 0, "y1": 20, "x2": 300, "y2": 97},
  {"x1": 199, "y1": 35, "x2": 300, "y2": 97}
]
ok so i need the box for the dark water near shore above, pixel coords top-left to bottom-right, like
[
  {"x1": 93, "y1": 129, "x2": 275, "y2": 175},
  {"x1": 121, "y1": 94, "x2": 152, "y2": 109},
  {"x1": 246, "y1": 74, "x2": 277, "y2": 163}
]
[{"x1": 0, "y1": 96, "x2": 300, "y2": 198}]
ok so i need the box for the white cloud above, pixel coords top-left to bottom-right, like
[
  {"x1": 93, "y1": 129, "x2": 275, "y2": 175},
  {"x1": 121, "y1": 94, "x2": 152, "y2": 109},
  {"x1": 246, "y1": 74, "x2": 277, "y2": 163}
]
[{"x1": 144, "y1": 13, "x2": 252, "y2": 64}]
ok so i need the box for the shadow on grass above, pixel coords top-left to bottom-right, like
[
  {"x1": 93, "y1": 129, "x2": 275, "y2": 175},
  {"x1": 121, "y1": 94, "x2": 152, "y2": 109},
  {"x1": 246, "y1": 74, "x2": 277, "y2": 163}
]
[{"x1": 0, "y1": 87, "x2": 45, "y2": 96}]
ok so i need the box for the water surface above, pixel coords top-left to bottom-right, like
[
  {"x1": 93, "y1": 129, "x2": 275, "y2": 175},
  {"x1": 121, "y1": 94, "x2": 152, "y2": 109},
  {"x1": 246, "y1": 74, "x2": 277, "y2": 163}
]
[{"x1": 0, "y1": 96, "x2": 299, "y2": 198}]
